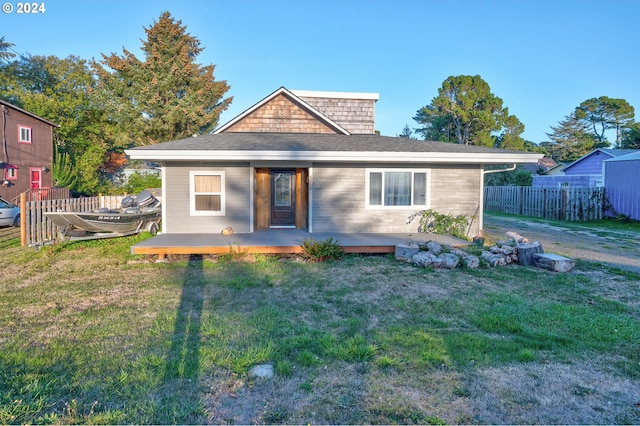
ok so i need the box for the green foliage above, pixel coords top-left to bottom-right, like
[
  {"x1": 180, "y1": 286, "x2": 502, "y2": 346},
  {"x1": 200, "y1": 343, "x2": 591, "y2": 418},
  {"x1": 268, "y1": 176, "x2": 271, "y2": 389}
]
[
  {"x1": 414, "y1": 75, "x2": 513, "y2": 147},
  {"x1": 406, "y1": 209, "x2": 469, "y2": 239},
  {"x1": 92, "y1": 12, "x2": 232, "y2": 146},
  {"x1": 52, "y1": 146, "x2": 78, "y2": 188},
  {"x1": 299, "y1": 237, "x2": 344, "y2": 261},
  {"x1": 575, "y1": 96, "x2": 635, "y2": 147},
  {"x1": 123, "y1": 172, "x2": 161, "y2": 194},
  {"x1": 544, "y1": 112, "x2": 604, "y2": 162}
]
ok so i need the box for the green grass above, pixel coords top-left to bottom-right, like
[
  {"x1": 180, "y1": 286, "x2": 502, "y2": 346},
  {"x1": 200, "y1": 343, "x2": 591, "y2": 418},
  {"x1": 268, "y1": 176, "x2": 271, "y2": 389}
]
[{"x1": 0, "y1": 234, "x2": 638, "y2": 424}]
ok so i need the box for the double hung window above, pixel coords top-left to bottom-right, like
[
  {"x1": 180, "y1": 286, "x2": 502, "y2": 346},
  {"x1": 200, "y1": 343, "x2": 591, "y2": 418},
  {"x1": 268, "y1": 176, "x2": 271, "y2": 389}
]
[
  {"x1": 18, "y1": 125, "x2": 31, "y2": 144},
  {"x1": 190, "y1": 171, "x2": 225, "y2": 215}
]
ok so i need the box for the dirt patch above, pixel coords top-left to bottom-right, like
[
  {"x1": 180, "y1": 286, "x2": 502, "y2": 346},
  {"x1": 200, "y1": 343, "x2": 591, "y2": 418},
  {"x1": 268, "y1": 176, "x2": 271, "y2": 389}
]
[{"x1": 483, "y1": 215, "x2": 640, "y2": 273}]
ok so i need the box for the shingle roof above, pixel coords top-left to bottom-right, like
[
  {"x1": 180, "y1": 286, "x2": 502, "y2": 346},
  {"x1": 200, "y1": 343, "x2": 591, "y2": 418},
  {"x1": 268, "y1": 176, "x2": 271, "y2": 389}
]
[{"x1": 131, "y1": 132, "x2": 527, "y2": 155}]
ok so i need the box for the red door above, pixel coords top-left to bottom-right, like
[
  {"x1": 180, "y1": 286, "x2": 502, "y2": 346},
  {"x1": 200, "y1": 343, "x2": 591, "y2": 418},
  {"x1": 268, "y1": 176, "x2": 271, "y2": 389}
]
[{"x1": 30, "y1": 168, "x2": 42, "y2": 190}]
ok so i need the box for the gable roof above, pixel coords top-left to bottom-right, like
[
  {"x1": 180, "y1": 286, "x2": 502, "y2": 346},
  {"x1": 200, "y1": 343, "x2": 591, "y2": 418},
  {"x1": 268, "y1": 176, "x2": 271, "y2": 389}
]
[
  {"x1": 0, "y1": 99, "x2": 58, "y2": 127},
  {"x1": 563, "y1": 148, "x2": 637, "y2": 172},
  {"x1": 603, "y1": 150, "x2": 640, "y2": 162},
  {"x1": 214, "y1": 87, "x2": 352, "y2": 135},
  {"x1": 126, "y1": 132, "x2": 543, "y2": 165}
]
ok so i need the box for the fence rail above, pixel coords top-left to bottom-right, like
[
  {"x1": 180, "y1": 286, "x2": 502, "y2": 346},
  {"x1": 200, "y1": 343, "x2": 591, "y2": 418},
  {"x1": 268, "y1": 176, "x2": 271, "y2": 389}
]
[
  {"x1": 484, "y1": 186, "x2": 605, "y2": 221},
  {"x1": 22, "y1": 195, "x2": 126, "y2": 246}
]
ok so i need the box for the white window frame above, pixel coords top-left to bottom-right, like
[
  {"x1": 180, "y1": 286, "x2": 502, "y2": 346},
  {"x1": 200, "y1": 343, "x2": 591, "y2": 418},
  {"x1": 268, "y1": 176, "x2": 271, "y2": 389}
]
[
  {"x1": 190, "y1": 171, "x2": 225, "y2": 216},
  {"x1": 365, "y1": 168, "x2": 431, "y2": 210},
  {"x1": 5, "y1": 164, "x2": 18, "y2": 181},
  {"x1": 18, "y1": 125, "x2": 32, "y2": 144}
]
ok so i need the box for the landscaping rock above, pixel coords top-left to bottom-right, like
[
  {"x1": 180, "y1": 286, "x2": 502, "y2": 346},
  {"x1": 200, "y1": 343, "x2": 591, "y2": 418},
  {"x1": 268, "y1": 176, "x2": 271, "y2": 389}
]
[
  {"x1": 395, "y1": 242, "x2": 420, "y2": 262},
  {"x1": 425, "y1": 241, "x2": 443, "y2": 255},
  {"x1": 412, "y1": 251, "x2": 443, "y2": 268},
  {"x1": 441, "y1": 253, "x2": 460, "y2": 269},
  {"x1": 533, "y1": 253, "x2": 576, "y2": 272},
  {"x1": 250, "y1": 364, "x2": 274, "y2": 378},
  {"x1": 462, "y1": 254, "x2": 480, "y2": 269}
]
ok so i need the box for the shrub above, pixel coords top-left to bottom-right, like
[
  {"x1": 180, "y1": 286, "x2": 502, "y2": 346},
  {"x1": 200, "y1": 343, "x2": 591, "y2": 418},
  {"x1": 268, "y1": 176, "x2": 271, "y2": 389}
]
[
  {"x1": 406, "y1": 209, "x2": 469, "y2": 239},
  {"x1": 299, "y1": 237, "x2": 344, "y2": 261}
]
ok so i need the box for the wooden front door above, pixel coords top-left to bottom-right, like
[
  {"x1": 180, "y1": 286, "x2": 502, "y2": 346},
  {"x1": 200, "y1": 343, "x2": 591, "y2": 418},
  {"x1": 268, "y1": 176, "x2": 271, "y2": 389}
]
[{"x1": 271, "y1": 170, "x2": 296, "y2": 227}]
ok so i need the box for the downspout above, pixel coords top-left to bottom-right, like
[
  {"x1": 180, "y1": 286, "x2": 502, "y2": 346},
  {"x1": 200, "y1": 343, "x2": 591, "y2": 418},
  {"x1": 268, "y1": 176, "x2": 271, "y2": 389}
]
[
  {"x1": 1, "y1": 104, "x2": 8, "y2": 164},
  {"x1": 477, "y1": 164, "x2": 517, "y2": 238}
]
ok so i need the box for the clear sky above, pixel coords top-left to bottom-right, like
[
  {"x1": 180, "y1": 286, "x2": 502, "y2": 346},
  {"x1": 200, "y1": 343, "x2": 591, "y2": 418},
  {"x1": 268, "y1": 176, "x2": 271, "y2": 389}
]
[{"x1": 1, "y1": 0, "x2": 638, "y2": 144}]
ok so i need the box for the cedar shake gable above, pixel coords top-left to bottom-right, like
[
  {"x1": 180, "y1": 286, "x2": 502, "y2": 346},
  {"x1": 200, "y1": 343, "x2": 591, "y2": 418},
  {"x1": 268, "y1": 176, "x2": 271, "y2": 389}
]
[{"x1": 214, "y1": 87, "x2": 379, "y2": 135}]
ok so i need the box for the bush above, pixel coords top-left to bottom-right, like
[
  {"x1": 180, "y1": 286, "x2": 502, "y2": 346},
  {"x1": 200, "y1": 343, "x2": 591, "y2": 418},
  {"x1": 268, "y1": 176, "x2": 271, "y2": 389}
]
[
  {"x1": 406, "y1": 209, "x2": 469, "y2": 239},
  {"x1": 299, "y1": 237, "x2": 344, "y2": 261}
]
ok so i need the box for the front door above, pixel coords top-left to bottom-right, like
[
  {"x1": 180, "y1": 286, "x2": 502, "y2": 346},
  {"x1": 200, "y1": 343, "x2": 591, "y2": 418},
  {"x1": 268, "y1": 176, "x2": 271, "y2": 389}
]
[
  {"x1": 271, "y1": 170, "x2": 296, "y2": 227},
  {"x1": 30, "y1": 168, "x2": 42, "y2": 190}
]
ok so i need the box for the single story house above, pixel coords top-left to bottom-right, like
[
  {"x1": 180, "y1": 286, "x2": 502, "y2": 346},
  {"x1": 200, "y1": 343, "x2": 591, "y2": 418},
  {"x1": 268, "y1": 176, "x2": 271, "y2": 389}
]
[
  {"x1": 604, "y1": 151, "x2": 640, "y2": 220},
  {"x1": 126, "y1": 87, "x2": 542, "y2": 240},
  {"x1": 533, "y1": 148, "x2": 638, "y2": 187}
]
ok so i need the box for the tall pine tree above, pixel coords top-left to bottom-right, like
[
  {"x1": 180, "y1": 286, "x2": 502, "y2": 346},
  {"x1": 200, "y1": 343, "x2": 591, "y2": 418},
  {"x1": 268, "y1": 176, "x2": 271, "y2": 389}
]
[{"x1": 93, "y1": 12, "x2": 232, "y2": 146}]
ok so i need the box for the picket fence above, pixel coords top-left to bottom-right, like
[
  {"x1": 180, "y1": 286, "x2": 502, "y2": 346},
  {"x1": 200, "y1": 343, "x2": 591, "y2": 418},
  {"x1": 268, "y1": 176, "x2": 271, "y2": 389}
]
[
  {"x1": 484, "y1": 186, "x2": 606, "y2": 221},
  {"x1": 22, "y1": 194, "x2": 128, "y2": 246}
]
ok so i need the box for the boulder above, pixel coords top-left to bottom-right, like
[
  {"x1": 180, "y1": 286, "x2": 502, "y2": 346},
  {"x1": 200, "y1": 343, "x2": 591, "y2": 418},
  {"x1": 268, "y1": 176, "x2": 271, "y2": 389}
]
[
  {"x1": 425, "y1": 241, "x2": 443, "y2": 255},
  {"x1": 462, "y1": 255, "x2": 480, "y2": 269},
  {"x1": 441, "y1": 253, "x2": 460, "y2": 269},
  {"x1": 395, "y1": 243, "x2": 420, "y2": 262}
]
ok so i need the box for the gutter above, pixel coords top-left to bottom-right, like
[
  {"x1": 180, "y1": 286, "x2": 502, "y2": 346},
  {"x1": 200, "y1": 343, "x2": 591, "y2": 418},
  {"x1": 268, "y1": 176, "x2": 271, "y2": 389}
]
[{"x1": 482, "y1": 164, "x2": 517, "y2": 175}]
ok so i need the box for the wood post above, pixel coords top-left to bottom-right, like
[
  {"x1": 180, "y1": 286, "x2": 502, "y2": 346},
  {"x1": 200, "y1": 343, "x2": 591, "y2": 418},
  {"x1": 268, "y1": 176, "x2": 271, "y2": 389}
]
[{"x1": 20, "y1": 192, "x2": 26, "y2": 246}]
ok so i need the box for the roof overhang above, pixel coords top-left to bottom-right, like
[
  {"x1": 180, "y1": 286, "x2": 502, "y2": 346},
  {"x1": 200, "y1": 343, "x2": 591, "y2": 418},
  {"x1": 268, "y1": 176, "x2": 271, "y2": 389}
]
[{"x1": 126, "y1": 149, "x2": 543, "y2": 165}]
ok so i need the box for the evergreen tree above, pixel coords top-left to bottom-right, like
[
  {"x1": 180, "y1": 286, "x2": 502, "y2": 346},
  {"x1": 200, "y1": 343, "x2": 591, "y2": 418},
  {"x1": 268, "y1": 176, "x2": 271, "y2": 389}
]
[
  {"x1": 575, "y1": 96, "x2": 635, "y2": 147},
  {"x1": 0, "y1": 37, "x2": 15, "y2": 63},
  {"x1": 545, "y1": 113, "x2": 603, "y2": 162},
  {"x1": 414, "y1": 75, "x2": 521, "y2": 148},
  {"x1": 93, "y1": 12, "x2": 232, "y2": 146}
]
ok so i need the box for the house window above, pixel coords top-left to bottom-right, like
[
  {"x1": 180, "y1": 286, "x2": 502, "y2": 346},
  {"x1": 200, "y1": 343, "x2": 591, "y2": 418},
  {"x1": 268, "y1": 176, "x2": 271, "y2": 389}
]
[
  {"x1": 190, "y1": 171, "x2": 225, "y2": 215},
  {"x1": 367, "y1": 169, "x2": 429, "y2": 208},
  {"x1": 18, "y1": 125, "x2": 32, "y2": 144},
  {"x1": 5, "y1": 165, "x2": 18, "y2": 181}
]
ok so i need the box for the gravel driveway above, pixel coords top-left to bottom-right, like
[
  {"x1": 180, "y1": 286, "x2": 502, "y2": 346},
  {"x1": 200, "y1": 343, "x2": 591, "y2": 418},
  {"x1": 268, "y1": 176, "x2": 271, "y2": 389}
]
[{"x1": 483, "y1": 214, "x2": 640, "y2": 274}]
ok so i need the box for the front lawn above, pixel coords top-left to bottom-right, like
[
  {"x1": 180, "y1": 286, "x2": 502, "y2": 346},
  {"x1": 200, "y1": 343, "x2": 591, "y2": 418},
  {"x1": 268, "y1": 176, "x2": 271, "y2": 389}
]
[{"x1": 1, "y1": 235, "x2": 638, "y2": 424}]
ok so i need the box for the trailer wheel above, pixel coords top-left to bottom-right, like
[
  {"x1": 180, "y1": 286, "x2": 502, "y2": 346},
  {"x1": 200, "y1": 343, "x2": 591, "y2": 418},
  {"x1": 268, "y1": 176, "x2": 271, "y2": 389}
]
[{"x1": 147, "y1": 221, "x2": 159, "y2": 235}]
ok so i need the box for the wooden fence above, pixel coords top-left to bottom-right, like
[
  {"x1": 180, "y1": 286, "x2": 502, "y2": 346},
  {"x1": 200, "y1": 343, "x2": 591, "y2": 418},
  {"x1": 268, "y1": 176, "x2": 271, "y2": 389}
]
[
  {"x1": 484, "y1": 186, "x2": 605, "y2": 221},
  {"x1": 22, "y1": 194, "x2": 127, "y2": 246}
]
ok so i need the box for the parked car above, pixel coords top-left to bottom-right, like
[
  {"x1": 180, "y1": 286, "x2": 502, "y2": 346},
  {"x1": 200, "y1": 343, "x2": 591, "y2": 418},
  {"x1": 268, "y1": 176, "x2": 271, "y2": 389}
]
[{"x1": 0, "y1": 196, "x2": 20, "y2": 227}]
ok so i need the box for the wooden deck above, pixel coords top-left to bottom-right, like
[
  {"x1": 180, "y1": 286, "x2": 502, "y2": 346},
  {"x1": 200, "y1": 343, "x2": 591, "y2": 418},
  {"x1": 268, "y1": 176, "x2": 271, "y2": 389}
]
[{"x1": 130, "y1": 230, "x2": 469, "y2": 258}]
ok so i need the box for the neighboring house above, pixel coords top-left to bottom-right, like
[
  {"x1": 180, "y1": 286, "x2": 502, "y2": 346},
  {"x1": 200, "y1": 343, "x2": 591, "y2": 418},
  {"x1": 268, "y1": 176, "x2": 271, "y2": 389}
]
[
  {"x1": 533, "y1": 148, "x2": 638, "y2": 187},
  {"x1": 126, "y1": 87, "x2": 542, "y2": 238},
  {"x1": 0, "y1": 99, "x2": 57, "y2": 201},
  {"x1": 604, "y1": 151, "x2": 640, "y2": 220},
  {"x1": 520, "y1": 156, "x2": 560, "y2": 176}
]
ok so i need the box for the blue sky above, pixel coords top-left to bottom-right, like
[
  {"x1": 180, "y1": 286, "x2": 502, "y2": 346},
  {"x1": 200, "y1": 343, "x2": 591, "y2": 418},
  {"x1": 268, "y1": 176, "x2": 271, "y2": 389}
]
[{"x1": 1, "y1": 0, "x2": 638, "y2": 144}]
